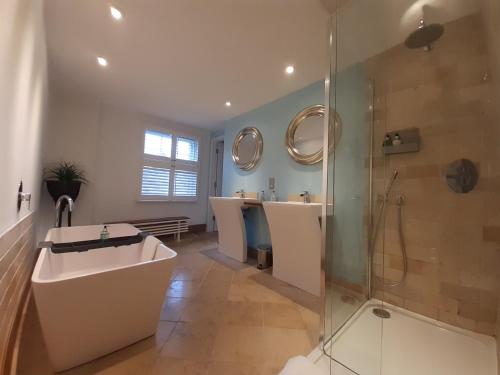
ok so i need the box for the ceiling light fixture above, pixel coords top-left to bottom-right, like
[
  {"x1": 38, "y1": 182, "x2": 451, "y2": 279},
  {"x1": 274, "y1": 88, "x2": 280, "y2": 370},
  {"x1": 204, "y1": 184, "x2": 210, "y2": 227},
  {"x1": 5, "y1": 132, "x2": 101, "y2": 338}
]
[
  {"x1": 97, "y1": 57, "x2": 108, "y2": 67},
  {"x1": 285, "y1": 65, "x2": 295, "y2": 75},
  {"x1": 225, "y1": 101, "x2": 232, "y2": 107},
  {"x1": 110, "y1": 6, "x2": 123, "y2": 20}
]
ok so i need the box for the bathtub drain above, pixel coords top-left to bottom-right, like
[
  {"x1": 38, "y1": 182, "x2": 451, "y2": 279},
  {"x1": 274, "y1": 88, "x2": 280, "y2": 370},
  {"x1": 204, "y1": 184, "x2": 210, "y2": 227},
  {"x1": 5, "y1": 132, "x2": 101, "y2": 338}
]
[{"x1": 372, "y1": 308, "x2": 391, "y2": 319}]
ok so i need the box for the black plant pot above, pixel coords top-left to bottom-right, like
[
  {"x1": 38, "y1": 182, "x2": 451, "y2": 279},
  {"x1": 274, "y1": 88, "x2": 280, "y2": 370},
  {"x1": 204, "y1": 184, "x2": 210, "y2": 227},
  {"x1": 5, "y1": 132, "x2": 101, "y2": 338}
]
[
  {"x1": 46, "y1": 181, "x2": 82, "y2": 227},
  {"x1": 46, "y1": 180, "x2": 82, "y2": 204}
]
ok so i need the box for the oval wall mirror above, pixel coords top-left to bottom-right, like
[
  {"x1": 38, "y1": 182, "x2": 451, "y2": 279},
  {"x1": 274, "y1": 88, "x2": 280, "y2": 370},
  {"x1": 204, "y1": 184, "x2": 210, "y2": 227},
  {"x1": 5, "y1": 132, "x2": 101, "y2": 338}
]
[
  {"x1": 232, "y1": 127, "x2": 263, "y2": 171},
  {"x1": 285, "y1": 104, "x2": 342, "y2": 165}
]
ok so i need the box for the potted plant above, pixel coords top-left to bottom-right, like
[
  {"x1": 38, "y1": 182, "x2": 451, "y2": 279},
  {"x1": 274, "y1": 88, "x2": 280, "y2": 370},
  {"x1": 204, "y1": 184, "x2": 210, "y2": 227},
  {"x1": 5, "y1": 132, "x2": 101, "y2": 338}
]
[{"x1": 45, "y1": 161, "x2": 88, "y2": 204}]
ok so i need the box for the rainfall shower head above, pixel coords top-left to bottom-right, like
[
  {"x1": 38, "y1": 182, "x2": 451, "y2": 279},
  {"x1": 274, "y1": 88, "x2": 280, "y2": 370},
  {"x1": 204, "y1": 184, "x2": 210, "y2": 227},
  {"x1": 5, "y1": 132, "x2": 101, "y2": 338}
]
[{"x1": 405, "y1": 19, "x2": 444, "y2": 51}]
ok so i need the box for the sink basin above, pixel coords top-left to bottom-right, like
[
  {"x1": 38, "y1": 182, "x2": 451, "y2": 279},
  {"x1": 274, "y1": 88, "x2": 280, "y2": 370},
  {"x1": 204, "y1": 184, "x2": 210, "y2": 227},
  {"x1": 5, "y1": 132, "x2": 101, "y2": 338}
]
[
  {"x1": 228, "y1": 197, "x2": 261, "y2": 204},
  {"x1": 263, "y1": 201, "x2": 322, "y2": 295},
  {"x1": 209, "y1": 197, "x2": 255, "y2": 262}
]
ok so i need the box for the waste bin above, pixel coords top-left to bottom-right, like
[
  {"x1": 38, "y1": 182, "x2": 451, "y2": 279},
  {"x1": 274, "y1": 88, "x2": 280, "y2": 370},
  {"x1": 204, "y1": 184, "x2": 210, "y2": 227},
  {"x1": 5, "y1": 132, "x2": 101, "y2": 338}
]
[{"x1": 257, "y1": 245, "x2": 272, "y2": 269}]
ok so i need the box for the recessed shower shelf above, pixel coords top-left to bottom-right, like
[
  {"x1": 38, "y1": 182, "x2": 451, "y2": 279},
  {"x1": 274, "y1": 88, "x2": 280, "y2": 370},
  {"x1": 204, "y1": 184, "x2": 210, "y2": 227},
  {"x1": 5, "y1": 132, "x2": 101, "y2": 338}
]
[{"x1": 383, "y1": 127, "x2": 420, "y2": 155}]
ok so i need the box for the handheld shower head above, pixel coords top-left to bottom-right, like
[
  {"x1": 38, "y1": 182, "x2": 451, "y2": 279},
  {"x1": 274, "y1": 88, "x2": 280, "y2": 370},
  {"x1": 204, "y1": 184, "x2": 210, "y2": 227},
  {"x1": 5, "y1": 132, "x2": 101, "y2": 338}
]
[
  {"x1": 391, "y1": 169, "x2": 399, "y2": 181},
  {"x1": 384, "y1": 169, "x2": 399, "y2": 199}
]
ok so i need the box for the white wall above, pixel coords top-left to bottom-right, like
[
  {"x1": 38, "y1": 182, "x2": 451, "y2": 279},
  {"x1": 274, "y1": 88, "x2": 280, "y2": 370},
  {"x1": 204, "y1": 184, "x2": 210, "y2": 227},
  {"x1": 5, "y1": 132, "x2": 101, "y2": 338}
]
[
  {"x1": 41, "y1": 91, "x2": 211, "y2": 230},
  {"x1": 0, "y1": 0, "x2": 48, "y2": 234}
]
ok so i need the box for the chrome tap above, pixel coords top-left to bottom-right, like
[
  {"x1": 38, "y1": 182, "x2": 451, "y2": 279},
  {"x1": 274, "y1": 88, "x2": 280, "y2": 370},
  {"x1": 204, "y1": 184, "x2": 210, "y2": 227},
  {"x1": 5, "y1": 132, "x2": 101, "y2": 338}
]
[
  {"x1": 55, "y1": 195, "x2": 74, "y2": 227},
  {"x1": 299, "y1": 191, "x2": 311, "y2": 204},
  {"x1": 236, "y1": 189, "x2": 245, "y2": 198}
]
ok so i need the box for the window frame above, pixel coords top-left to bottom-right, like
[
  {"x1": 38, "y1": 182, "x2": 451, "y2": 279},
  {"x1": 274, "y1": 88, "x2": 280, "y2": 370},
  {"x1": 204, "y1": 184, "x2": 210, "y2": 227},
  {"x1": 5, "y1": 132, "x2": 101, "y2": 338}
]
[{"x1": 139, "y1": 128, "x2": 200, "y2": 202}]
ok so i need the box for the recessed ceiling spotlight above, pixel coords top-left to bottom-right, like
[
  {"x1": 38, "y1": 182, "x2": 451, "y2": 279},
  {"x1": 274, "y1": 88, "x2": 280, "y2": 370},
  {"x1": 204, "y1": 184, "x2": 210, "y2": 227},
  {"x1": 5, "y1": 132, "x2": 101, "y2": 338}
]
[
  {"x1": 110, "y1": 6, "x2": 123, "y2": 20},
  {"x1": 225, "y1": 101, "x2": 231, "y2": 107},
  {"x1": 285, "y1": 65, "x2": 295, "y2": 75},
  {"x1": 97, "y1": 57, "x2": 108, "y2": 67}
]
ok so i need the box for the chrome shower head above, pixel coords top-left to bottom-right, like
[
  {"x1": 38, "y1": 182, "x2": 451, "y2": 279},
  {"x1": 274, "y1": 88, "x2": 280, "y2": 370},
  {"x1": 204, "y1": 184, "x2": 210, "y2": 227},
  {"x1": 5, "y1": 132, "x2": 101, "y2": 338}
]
[{"x1": 405, "y1": 19, "x2": 444, "y2": 51}]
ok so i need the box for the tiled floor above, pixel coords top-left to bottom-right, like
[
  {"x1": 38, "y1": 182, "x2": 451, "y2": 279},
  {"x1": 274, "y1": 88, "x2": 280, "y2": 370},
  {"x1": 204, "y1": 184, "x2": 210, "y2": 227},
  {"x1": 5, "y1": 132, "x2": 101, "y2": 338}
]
[{"x1": 17, "y1": 232, "x2": 320, "y2": 375}]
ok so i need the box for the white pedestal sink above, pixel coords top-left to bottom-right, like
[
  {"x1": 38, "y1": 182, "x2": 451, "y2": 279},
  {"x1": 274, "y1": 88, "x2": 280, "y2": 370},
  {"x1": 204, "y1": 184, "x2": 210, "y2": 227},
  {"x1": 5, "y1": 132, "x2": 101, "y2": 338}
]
[
  {"x1": 263, "y1": 201, "x2": 322, "y2": 296},
  {"x1": 209, "y1": 197, "x2": 260, "y2": 262}
]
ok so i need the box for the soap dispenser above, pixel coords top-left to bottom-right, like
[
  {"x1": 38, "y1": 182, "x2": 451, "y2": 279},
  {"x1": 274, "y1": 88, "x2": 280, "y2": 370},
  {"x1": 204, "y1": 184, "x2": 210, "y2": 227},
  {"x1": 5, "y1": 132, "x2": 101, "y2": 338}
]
[
  {"x1": 383, "y1": 134, "x2": 393, "y2": 147},
  {"x1": 392, "y1": 133, "x2": 402, "y2": 146},
  {"x1": 100, "y1": 225, "x2": 110, "y2": 240}
]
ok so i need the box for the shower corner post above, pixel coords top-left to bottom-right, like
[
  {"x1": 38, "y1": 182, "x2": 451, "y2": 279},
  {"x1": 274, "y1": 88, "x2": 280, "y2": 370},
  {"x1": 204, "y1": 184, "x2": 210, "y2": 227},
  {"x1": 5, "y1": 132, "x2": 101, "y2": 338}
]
[
  {"x1": 320, "y1": 11, "x2": 337, "y2": 352},
  {"x1": 367, "y1": 79, "x2": 375, "y2": 301}
]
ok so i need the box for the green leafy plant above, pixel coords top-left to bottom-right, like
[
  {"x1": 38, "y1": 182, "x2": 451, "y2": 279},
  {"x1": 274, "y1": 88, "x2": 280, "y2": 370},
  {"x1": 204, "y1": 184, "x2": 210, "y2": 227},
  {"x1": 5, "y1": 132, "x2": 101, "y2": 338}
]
[{"x1": 45, "y1": 162, "x2": 88, "y2": 184}]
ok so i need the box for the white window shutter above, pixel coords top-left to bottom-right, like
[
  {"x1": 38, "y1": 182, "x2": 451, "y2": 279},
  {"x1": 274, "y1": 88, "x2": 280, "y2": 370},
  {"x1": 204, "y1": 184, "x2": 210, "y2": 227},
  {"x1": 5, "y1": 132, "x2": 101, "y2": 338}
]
[
  {"x1": 141, "y1": 166, "x2": 170, "y2": 196},
  {"x1": 173, "y1": 170, "x2": 198, "y2": 198}
]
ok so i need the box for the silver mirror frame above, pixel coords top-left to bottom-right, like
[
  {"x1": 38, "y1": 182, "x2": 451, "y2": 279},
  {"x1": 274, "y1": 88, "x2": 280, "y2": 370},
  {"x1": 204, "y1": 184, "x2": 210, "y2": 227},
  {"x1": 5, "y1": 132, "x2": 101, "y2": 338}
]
[
  {"x1": 285, "y1": 104, "x2": 341, "y2": 165},
  {"x1": 232, "y1": 127, "x2": 263, "y2": 171}
]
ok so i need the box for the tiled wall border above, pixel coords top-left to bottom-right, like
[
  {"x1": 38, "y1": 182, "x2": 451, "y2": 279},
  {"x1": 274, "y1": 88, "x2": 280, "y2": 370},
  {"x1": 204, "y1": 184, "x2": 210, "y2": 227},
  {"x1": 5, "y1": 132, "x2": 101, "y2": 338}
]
[{"x1": 0, "y1": 213, "x2": 36, "y2": 374}]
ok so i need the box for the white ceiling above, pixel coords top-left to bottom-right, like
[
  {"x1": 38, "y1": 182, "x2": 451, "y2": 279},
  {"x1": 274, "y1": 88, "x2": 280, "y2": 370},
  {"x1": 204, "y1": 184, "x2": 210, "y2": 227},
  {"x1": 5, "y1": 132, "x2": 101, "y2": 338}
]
[{"x1": 44, "y1": 0, "x2": 329, "y2": 129}]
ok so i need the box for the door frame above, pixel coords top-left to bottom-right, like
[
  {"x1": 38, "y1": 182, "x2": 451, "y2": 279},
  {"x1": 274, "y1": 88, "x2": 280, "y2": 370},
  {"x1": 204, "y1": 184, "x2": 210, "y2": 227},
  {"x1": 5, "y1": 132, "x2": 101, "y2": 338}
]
[{"x1": 206, "y1": 134, "x2": 225, "y2": 232}]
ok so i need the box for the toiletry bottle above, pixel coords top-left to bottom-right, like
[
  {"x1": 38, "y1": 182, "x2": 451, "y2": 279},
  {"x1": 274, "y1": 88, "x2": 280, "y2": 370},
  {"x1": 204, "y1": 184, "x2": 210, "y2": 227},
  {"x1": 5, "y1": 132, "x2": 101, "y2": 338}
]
[
  {"x1": 260, "y1": 190, "x2": 265, "y2": 202},
  {"x1": 383, "y1": 134, "x2": 392, "y2": 147},
  {"x1": 100, "y1": 225, "x2": 110, "y2": 240},
  {"x1": 393, "y1": 133, "x2": 402, "y2": 146},
  {"x1": 270, "y1": 190, "x2": 277, "y2": 202}
]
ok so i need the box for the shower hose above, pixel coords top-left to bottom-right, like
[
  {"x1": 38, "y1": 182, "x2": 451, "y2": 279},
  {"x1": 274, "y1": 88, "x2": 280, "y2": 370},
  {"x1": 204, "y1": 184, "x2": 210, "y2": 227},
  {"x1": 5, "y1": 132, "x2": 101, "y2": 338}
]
[{"x1": 372, "y1": 194, "x2": 408, "y2": 287}]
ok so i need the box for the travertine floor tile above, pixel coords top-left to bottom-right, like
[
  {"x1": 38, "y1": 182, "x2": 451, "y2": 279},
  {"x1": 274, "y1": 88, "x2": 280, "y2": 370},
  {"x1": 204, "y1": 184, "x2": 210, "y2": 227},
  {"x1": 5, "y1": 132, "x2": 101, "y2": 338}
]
[
  {"x1": 172, "y1": 266, "x2": 210, "y2": 281},
  {"x1": 197, "y1": 277, "x2": 232, "y2": 301},
  {"x1": 205, "y1": 361, "x2": 261, "y2": 375},
  {"x1": 180, "y1": 296, "x2": 226, "y2": 324},
  {"x1": 155, "y1": 321, "x2": 177, "y2": 349},
  {"x1": 259, "y1": 327, "x2": 313, "y2": 367},
  {"x1": 166, "y1": 280, "x2": 201, "y2": 298},
  {"x1": 161, "y1": 322, "x2": 218, "y2": 361},
  {"x1": 222, "y1": 301, "x2": 264, "y2": 326},
  {"x1": 228, "y1": 282, "x2": 265, "y2": 302},
  {"x1": 211, "y1": 325, "x2": 264, "y2": 363},
  {"x1": 262, "y1": 302, "x2": 306, "y2": 329},
  {"x1": 205, "y1": 360, "x2": 280, "y2": 375},
  {"x1": 175, "y1": 253, "x2": 213, "y2": 269},
  {"x1": 152, "y1": 357, "x2": 209, "y2": 375},
  {"x1": 160, "y1": 297, "x2": 189, "y2": 321}
]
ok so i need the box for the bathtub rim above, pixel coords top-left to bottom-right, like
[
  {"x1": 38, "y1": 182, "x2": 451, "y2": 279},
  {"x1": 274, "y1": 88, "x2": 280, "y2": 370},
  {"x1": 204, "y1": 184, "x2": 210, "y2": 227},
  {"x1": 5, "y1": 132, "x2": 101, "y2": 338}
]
[{"x1": 32, "y1": 240, "x2": 176, "y2": 284}]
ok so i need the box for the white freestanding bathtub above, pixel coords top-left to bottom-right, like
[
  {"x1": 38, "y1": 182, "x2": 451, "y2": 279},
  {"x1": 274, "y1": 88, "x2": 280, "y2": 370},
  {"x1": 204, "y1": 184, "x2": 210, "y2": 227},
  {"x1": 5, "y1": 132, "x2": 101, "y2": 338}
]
[{"x1": 32, "y1": 223, "x2": 177, "y2": 372}]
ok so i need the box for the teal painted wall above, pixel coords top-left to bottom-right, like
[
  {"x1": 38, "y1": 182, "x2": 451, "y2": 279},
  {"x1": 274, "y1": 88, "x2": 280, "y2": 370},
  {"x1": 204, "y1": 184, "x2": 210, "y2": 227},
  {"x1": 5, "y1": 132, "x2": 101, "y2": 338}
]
[
  {"x1": 218, "y1": 80, "x2": 324, "y2": 248},
  {"x1": 214, "y1": 64, "x2": 367, "y2": 271},
  {"x1": 220, "y1": 80, "x2": 325, "y2": 202},
  {"x1": 330, "y1": 64, "x2": 367, "y2": 285}
]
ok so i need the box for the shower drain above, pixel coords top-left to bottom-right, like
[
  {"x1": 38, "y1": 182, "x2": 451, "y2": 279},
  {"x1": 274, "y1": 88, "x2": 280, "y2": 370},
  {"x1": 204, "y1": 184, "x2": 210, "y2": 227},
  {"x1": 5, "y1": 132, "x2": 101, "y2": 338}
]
[{"x1": 372, "y1": 308, "x2": 391, "y2": 319}]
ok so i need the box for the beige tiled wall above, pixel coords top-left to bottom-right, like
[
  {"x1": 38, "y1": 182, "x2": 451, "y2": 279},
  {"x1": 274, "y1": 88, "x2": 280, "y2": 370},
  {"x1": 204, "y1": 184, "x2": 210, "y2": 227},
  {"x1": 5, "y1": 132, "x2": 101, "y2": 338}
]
[
  {"x1": 367, "y1": 14, "x2": 500, "y2": 336},
  {"x1": 0, "y1": 214, "x2": 36, "y2": 372},
  {"x1": 477, "y1": 0, "x2": 500, "y2": 366}
]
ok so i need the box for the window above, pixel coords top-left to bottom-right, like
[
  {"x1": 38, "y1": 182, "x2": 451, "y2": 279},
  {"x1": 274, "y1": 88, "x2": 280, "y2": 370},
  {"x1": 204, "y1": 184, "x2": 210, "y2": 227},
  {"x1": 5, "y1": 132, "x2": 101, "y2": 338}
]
[
  {"x1": 140, "y1": 130, "x2": 199, "y2": 201},
  {"x1": 176, "y1": 136, "x2": 199, "y2": 162},
  {"x1": 144, "y1": 130, "x2": 172, "y2": 158}
]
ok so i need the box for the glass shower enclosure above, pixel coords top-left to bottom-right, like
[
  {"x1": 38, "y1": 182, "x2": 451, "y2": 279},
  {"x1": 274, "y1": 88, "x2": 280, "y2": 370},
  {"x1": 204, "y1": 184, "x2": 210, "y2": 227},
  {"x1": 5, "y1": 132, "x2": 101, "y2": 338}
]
[{"x1": 322, "y1": 1, "x2": 500, "y2": 374}]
